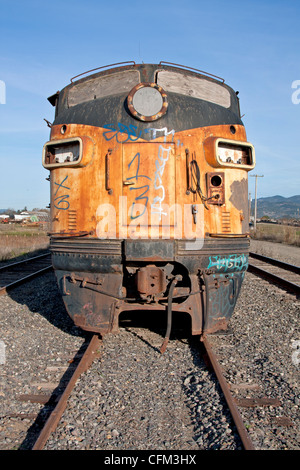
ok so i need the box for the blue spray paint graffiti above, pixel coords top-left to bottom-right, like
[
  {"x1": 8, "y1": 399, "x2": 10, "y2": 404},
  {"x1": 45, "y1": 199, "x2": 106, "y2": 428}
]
[
  {"x1": 103, "y1": 123, "x2": 142, "y2": 143},
  {"x1": 54, "y1": 175, "x2": 70, "y2": 210},
  {"x1": 207, "y1": 254, "x2": 248, "y2": 272},
  {"x1": 103, "y1": 123, "x2": 177, "y2": 145},
  {"x1": 127, "y1": 152, "x2": 151, "y2": 220},
  {"x1": 102, "y1": 124, "x2": 179, "y2": 222}
]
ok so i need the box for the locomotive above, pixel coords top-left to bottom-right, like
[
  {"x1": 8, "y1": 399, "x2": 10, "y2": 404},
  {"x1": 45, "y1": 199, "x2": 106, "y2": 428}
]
[{"x1": 43, "y1": 61, "x2": 255, "y2": 350}]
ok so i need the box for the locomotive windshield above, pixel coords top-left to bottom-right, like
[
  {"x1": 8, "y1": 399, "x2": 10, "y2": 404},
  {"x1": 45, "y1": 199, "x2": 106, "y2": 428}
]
[
  {"x1": 67, "y1": 69, "x2": 140, "y2": 107},
  {"x1": 64, "y1": 67, "x2": 231, "y2": 110},
  {"x1": 156, "y1": 70, "x2": 231, "y2": 108}
]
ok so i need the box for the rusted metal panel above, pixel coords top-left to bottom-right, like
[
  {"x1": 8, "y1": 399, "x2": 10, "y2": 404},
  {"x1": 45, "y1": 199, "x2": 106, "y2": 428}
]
[
  {"x1": 136, "y1": 265, "x2": 168, "y2": 298},
  {"x1": 125, "y1": 239, "x2": 174, "y2": 261},
  {"x1": 206, "y1": 172, "x2": 225, "y2": 205},
  {"x1": 56, "y1": 269, "x2": 122, "y2": 334},
  {"x1": 48, "y1": 122, "x2": 251, "y2": 240},
  {"x1": 121, "y1": 142, "x2": 176, "y2": 237},
  {"x1": 203, "y1": 271, "x2": 245, "y2": 333}
]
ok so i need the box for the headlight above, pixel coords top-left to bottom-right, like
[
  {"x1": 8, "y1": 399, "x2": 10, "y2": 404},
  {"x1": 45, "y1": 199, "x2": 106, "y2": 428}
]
[
  {"x1": 204, "y1": 137, "x2": 255, "y2": 170},
  {"x1": 127, "y1": 83, "x2": 168, "y2": 121},
  {"x1": 42, "y1": 138, "x2": 83, "y2": 168},
  {"x1": 217, "y1": 141, "x2": 253, "y2": 165}
]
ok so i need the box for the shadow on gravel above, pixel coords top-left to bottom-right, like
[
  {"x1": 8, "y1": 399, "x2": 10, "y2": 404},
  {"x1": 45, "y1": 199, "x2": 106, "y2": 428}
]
[
  {"x1": 119, "y1": 309, "x2": 192, "y2": 340},
  {"x1": 7, "y1": 269, "x2": 85, "y2": 338},
  {"x1": 120, "y1": 309, "x2": 193, "y2": 353}
]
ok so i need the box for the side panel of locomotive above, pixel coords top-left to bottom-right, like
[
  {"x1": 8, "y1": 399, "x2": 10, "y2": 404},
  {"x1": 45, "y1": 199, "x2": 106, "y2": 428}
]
[{"x1": 43, "y1": 63, "x2": 255, "y2": 336}]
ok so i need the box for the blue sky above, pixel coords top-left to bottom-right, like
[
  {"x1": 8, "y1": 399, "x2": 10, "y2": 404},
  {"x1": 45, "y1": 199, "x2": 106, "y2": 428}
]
[{"x1": 0, "y1": 0, "x2": 299, "y2": 210}]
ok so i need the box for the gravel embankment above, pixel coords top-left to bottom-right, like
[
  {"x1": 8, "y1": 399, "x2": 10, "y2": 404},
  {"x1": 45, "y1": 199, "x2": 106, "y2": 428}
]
[
  {"x1": 0, "y1": 240, "x2": 299, "y2": 450},
  {"x1": 43, "y1": 328, "x2": 241, "y2": 451},
  {"x1": 250, "y1": 239, "x2": 300, "y2": 266}
]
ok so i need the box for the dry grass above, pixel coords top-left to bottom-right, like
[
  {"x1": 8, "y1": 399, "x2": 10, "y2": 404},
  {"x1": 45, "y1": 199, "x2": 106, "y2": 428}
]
[
  {"x1": 0, "y1": 224, "x2": 50, "y2": 262},
  {"x1": 1, "y1": 221, "x2": 298, "y2": 263},
  {"x1": 251, "y1": 223, "x2": 300, "y2": 247}
]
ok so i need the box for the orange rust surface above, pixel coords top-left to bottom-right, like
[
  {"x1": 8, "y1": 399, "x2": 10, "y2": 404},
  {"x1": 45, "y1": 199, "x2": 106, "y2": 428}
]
[{"x1": 48, "y1": 123, "x2": 250, "y2": 239}]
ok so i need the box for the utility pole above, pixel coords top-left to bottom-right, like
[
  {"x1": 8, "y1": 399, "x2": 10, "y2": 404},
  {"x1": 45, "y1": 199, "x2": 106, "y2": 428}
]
[
  {"x1": 250, "y1": 175, "x2": 264, "y2": 230},
  {"x1": 248, "y1": 192, "x2": 252, "y2": 221}
]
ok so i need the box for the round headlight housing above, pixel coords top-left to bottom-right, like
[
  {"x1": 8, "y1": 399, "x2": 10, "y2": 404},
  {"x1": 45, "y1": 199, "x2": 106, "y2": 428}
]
[{"x1": 127, "y1": 83, "x2": 168, "y2": 121}]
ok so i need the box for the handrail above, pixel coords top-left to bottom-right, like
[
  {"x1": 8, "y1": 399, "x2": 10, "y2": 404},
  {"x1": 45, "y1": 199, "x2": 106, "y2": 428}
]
[
  {"x1": 105, "y1": 149, "x2": 113, "y2": 195},
  {"x1": 70, "y1": 61, "x2": 225, "y2": 84},
  {"x1": 70, "y1": 61, "x2": 136, "y2": 83},
  {"x1": 158, "y1": 61, "x2": 225, "y2": 83}
]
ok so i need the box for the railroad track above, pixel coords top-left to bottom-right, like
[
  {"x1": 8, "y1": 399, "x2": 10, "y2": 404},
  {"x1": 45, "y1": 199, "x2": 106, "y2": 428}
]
[
  {"x1": 2, "y1": 252, "x2": 296, "y2": 451},
  {"x1": 32, "y1": 334, "x2": 102, "y2": 451},
  {"x1": 4, "y1": 249, "x2": 296, "y2": 451},
  {"x1": 248, "y1": 252, "x2": 300, "y2": 295},
  {"x1": 0, "y1": 252, "x2": 53, "y2": 296},
  {"x1": 2, "y1": 249, "x2": 297, "y2": 451},
  {"x1": 29, "y1": 332, "x2": 255, "y2": 451},
  {"x1": 200, "y1": 336, "x2": 255, "y2": 450}
]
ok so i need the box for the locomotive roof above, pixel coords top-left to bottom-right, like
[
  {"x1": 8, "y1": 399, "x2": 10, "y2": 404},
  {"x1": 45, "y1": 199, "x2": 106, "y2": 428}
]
[{"x1": 48, "y1": 62, "x2": 243, "y2": 134}]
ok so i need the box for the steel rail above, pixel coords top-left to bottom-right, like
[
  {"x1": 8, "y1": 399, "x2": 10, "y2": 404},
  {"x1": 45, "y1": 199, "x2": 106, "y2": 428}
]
[
  {"x1": 248, "y1": 263, "x2": 300, "y2": 295},
  {"x1": 0, "y1": 252, "x2": 51, "y2": 272},
  {"x1": 32, "y1": 334, "x2": 102, "y2": 450},
  {"x1": 0, "y1": 266, "x2": 53, "y2": 296},
  {"x1": 201, "y1": 336, "x2": 255, "y2": 450},
  {"x1": 0, "y1": 253, "x2": 52, "y2": 296},
  {"x1": 249, "y1": 252, "x2": 300, "y2": 275}
]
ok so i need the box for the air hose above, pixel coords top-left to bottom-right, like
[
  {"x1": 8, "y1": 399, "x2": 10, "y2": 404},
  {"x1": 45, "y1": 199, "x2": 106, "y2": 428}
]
[{"x1": 160, "y1": 275, "x2": 182, "y2": 354}]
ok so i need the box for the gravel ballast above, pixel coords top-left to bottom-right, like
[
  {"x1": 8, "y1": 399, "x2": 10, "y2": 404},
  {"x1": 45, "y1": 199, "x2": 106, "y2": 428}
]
[{"x1": 0, "y1": 240, "x2": 299, "y2": 450}]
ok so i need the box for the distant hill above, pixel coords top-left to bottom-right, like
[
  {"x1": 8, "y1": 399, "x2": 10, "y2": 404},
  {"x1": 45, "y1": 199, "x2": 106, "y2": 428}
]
[{"x1": 251, "y1": 195, "x2": 300, "y2": 219}]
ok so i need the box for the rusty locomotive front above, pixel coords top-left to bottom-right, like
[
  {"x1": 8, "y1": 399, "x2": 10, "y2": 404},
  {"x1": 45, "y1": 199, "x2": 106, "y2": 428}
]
[{"x1": 43, "y1": 61, "x2": 255, "y2": 345}]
